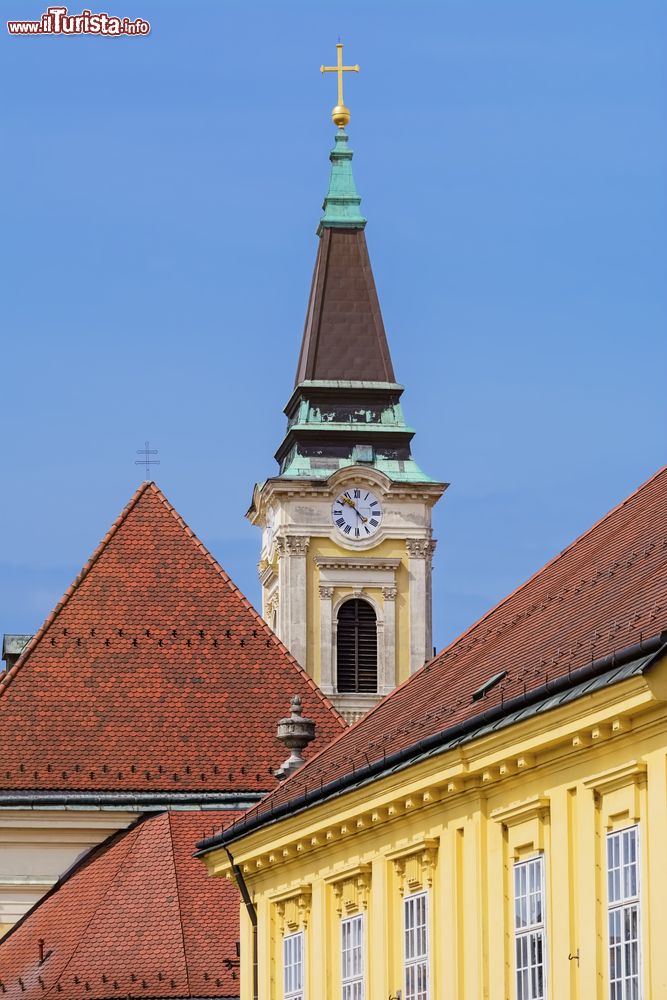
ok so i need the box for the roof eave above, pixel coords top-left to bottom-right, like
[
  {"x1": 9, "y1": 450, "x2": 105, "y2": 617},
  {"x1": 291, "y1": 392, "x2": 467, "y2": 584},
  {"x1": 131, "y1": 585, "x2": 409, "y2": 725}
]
[{"x1": 196, "y1": 632, "x2": 667, "y2": 856}]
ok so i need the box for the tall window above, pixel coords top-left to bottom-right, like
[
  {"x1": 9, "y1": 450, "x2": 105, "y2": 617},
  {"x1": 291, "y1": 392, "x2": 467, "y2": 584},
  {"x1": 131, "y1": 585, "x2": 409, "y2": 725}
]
[
  {"x1": 284, "y1": 930, "x2": 304, "y2": 1000},
  {"x1": 404, "y1": 891, "x2": 428, "y2": 1000},
  {"x1": 341, "y1": 913, "x2": 364, "y2": 1000},
  {"x1": 336, "y1": 599, "x2": 377, "y2": 693},
  {"x1": 607, "y1": 826, "x2": 641, "y2": 1000},
  {"x1": 514, "y1": 856, "x2": 546, "y2": 1000}
]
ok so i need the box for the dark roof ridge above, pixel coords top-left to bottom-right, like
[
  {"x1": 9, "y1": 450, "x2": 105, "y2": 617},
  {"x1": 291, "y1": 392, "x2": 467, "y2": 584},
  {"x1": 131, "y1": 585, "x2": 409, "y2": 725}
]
[
  {"x1": 44, "y1": 821, "x2": 152, "y2": 997},
  {"x1": 167, "y1": 812, "x2": 191, "y2": 996},
  {"x1": 0, "y1": 814, "x2": 149, "y2": 998}
]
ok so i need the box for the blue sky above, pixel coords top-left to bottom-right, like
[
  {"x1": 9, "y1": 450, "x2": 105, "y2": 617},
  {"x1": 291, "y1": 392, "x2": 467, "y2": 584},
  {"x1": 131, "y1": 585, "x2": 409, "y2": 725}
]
[{"x1": 1, "y1": 0, "x2": 665, "y2": 652}]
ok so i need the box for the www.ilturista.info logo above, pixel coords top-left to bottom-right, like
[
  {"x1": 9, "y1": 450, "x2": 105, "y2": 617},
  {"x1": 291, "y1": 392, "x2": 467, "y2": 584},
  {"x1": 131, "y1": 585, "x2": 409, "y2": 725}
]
[{"x1": 7, "y1": 7, "x2": 150, "y2": 35}]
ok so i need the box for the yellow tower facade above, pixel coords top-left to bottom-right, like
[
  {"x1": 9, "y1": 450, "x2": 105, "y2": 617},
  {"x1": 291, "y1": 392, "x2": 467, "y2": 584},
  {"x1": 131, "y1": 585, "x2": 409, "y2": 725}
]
[{"x1": 250, "y1": 470, "x2": 443, "y2": 721}]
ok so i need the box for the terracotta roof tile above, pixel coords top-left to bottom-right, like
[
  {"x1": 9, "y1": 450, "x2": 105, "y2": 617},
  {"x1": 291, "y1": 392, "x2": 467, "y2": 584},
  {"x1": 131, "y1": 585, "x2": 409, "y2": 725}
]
[
  {"x1": 0, "y1": 810, "x2": 241, "y2": 999},
  {"x1": 219, "y1": 465, "x2": 667, "y2": 835},
  {"x1": 0, "y1": 483, "x2": 345, "y2": 793}
]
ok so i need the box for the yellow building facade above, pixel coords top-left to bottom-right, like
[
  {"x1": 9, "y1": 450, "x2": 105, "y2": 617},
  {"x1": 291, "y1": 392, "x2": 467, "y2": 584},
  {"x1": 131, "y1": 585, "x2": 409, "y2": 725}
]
[
  {"x1": 200, "y1": 466, "x2": 667, "y2": 1000},
  {"x1": 202, "y1": 641, "x2": 667, "y2": 1000}
]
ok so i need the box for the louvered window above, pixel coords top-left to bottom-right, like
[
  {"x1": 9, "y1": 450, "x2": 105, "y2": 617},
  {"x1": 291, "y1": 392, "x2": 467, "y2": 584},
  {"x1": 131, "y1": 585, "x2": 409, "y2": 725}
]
[{"x1": 336, "y1": 599, "x2": 378, "y2": 693}]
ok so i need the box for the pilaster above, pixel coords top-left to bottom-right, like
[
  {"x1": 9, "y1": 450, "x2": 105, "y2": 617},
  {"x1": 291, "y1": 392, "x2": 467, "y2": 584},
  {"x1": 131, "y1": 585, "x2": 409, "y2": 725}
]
[
  {"x1": 406, "y1": 538, "x2": 437, "y2": 673},
  {"x1": 277, "y1": 536, "x2": 309, "y2": 668},
  {"x1": 275, "y1": 537, "x2": 288, "y2": 647},
  {"x1": 381, "y1": 586, "x2": 397, "y2": 693},
  {"x1": 319, "y1": 586, "x2": 335, "y2": 694}
]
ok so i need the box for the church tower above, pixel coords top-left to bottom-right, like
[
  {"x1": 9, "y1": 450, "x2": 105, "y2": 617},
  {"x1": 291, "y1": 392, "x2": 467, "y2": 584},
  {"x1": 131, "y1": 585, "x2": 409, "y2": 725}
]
[{"x1": 249, "y1": 52, "x2": 446, "y2": 721}]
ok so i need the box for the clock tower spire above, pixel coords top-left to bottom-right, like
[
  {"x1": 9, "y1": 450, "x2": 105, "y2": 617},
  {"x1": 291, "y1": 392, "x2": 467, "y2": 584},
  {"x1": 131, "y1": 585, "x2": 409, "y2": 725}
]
[{"x1": 249, "y1": 51, "x2": 446, "y2": 721}]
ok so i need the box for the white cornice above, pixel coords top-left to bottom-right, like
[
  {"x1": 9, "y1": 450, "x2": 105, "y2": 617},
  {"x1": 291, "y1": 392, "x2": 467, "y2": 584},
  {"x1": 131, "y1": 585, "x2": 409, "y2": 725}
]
[
  {"x1": 250, "y1": 474, "x2": 447, "y2": 510},
  {"x1": 315, "y1": 556, "x2": 402, "y2": 572}
]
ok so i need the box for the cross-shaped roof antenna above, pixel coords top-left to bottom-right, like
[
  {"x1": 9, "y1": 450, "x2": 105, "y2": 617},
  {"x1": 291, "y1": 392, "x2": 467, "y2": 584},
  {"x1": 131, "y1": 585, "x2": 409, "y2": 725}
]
[{"x1": 135, "y1": 441, "x2": 160, "y2": 480}]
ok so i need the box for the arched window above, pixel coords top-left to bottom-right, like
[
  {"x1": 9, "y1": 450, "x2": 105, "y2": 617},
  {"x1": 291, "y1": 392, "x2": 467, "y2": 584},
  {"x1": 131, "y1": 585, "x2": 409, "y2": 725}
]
[{"x1": 336, "y1": 599, "x2": 378, "y2": 694}]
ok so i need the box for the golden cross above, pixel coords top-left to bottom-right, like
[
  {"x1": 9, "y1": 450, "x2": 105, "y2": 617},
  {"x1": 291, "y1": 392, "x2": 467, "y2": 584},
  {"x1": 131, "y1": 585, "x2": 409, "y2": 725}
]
[{"x1": 320, "y1": 43, "x2": 360, "y2": 128}]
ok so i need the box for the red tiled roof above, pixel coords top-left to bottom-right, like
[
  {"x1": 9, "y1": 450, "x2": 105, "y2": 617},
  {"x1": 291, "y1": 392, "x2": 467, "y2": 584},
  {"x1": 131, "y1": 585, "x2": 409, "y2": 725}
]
[
  {"x1": 0, "y1": 810, "x2": 242, "y2": 999},
  {"x1": 218, "y1": 465, "x2": 667, "y2": 835},
  {"x1": 0, "y1": 483, "x2": 345, "y2": 793}
]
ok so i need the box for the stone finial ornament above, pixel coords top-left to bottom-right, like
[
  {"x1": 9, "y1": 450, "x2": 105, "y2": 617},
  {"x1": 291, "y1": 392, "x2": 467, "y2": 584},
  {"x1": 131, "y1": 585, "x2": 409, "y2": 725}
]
[{"x1": 275, "y1": 695, "x2": 316, "y2": 780}]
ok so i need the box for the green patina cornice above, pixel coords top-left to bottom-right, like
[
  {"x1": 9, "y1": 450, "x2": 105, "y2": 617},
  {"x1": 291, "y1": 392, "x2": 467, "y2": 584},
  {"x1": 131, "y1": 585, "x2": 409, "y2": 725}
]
[
  {"x1": 318, "y1": 131, "x2": 366, "y2": 235},
  {"x1": 276, "y1": 380, "x2": 439, "y2": 484}
]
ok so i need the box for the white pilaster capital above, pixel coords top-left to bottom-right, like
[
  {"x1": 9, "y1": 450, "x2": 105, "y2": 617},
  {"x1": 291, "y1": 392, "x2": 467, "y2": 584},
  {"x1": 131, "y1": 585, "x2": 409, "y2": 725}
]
[
  {"x1": 319, "y1": 585, "x2": 335, "y2": 600},
  {"x1": 382, "y1": 585, "x2": 398, "y2": 601},
  {"x1": 285, "y1": 535, "x2": 309, "y2": 557},
  {"x1": 405, "y1": 538, "x2": 437, "y2": 560}
]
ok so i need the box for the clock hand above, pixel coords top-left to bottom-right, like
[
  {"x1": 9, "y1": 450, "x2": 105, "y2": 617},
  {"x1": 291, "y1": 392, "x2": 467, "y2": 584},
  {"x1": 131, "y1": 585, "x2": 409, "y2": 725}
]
[{"x1": 338, "y1": 495, "x2": 368, "y2": 523}]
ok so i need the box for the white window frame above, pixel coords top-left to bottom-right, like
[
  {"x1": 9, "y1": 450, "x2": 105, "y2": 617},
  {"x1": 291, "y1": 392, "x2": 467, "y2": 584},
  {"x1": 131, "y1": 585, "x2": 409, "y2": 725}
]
[
  {"x1": 283, "y1": 929, "x2": 304, "y2": 1000},
  {"x1": 607, "y1": 825, "x2": 642, "y2": 1000},
  {"x1": 341, "y1": 912, "x2": 365, "y2": 1000},
  {"x1": 403, "y1": 890, "x2": 429, "y2": 1000},
  {"x1": 513, "y1": 854, "x2": 547, "y2": 1000}
]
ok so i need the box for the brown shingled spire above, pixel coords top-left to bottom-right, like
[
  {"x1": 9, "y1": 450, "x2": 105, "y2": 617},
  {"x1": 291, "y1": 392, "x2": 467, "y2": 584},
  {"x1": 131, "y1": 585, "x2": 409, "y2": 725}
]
[{"x1": 295, "y1": 227, "x2": 396, "y2": 385}]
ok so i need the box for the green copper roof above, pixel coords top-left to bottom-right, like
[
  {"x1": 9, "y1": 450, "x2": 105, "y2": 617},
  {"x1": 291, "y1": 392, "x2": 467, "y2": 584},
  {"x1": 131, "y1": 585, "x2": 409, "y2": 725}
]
[
  {"x1": 318, "y1": 131, "x2": 366, "y2": 234},
  {"x1": 278, "y1": 451, "x2": 438, "y2": 484},
  {"x1": 277, "y1": 381, "x2": 440, "y2": 484}
]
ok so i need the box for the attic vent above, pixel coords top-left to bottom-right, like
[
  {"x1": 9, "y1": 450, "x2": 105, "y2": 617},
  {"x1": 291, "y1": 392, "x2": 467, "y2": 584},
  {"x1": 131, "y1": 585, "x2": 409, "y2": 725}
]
[
  {"x1": 472, "y1": 670, "x2": 507, "y2": 702},
  {"x1": 336, "y1": 599, "x2": 377, "y2": 693}
]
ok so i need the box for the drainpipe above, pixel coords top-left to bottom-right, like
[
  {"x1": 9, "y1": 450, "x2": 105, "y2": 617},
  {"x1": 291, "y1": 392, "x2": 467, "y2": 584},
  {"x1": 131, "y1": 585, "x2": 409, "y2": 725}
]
[{"x1": 225, "y1": 846, "x2": 258, "y2": 1000}]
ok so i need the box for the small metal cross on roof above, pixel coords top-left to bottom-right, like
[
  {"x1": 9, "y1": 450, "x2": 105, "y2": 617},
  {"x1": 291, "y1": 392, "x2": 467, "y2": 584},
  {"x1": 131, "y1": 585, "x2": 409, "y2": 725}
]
[{"x1": 135, "y1": 441, "x2": 160, "y2": 480}]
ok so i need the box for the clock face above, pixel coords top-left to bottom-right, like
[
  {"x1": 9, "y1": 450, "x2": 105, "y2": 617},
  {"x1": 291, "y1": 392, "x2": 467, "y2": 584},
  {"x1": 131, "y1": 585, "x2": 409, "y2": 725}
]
[{"x1": 332, "y1": 488, "x2": 383, "y2": 540}]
